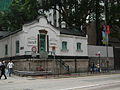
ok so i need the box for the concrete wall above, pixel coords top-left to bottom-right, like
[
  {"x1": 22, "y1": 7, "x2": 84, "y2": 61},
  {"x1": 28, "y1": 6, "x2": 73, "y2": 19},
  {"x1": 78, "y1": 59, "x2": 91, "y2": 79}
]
[{"x1": 88, "y1": 45, "x2": 114, "y2": 57}]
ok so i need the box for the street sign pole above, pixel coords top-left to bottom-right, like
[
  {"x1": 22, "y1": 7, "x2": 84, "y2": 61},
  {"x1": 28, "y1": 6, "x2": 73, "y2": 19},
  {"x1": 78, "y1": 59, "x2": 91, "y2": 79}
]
[
  {"x1": 31, "y1": 46, "x2": 37, "y2": 60},
  {"x1": 52, "y1": 46, "x2": 56, "y2": 76}
]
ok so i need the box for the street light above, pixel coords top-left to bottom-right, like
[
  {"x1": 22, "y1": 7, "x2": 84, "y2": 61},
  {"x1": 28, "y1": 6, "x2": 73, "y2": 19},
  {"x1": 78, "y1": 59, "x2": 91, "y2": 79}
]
[{"x1": 96, "y1": 51, "x2": 101, "y2": 67}]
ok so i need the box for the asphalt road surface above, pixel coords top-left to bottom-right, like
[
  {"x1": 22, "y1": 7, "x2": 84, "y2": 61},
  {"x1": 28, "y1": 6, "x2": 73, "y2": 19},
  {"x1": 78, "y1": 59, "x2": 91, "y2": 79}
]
[
  {"x1": 77, "y1": 82, "x2": 120, "y2": 90},
  {"x1": 0, "y1": 74, "x2": 120, "y2": 90}
]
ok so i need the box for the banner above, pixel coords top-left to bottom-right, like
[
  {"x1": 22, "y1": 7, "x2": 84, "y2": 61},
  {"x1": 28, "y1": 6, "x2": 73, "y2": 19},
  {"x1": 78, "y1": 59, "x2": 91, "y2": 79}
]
[
  {"x1": 102, "y1": 25, "x2": 109, "y2": 45},
  {"x1": 106, "y1": 25, "x2": 110, "y2": 34}
]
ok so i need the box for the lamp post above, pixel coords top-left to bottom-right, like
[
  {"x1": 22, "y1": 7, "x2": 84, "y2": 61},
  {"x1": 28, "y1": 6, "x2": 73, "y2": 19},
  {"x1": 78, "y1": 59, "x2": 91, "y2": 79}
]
[{"x1": 96, "y1": 51, "x2": 101, "y2": 67}]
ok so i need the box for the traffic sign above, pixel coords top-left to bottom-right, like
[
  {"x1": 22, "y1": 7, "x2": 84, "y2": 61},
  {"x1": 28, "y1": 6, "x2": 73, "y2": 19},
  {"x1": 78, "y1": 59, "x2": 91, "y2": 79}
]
[{"x1": 31, "y1": 46, "x2": 37, "y2": 53}]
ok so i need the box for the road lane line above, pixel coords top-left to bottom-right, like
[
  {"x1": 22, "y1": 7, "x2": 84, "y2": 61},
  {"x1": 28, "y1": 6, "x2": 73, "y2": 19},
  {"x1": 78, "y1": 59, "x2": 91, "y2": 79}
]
[{"x1": 60, "y1": 81, "x2": 120, "y2": 90}]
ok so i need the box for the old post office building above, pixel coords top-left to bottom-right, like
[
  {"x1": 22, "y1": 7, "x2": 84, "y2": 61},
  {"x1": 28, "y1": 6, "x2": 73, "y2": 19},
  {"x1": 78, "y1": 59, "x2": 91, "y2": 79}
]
[{"x1": 0, "y1": 16, "x2": 88, "y2": 73}]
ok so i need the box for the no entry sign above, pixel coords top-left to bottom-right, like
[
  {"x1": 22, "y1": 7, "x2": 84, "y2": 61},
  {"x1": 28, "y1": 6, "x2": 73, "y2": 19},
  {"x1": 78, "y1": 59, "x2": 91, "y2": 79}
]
[{"x1": 31, "y1": 46, "x2": 37, "y2": 53}]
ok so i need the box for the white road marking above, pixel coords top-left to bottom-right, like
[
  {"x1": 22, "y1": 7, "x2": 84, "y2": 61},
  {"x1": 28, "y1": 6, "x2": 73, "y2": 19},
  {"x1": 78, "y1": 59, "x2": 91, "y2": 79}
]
[{"x1": 60, "y1": 81, "x2": 120, "y2": 90}]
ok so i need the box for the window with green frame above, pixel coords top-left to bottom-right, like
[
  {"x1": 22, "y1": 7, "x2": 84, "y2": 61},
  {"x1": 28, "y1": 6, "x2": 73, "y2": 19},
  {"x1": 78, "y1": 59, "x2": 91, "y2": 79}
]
[
  {"x1": 16, "y1": 40, "x2": 19, "y2": 53},
  {"x1": 5, "y1": 44, "x2": 8, "y2": 55},
  {"x1": 62, "y1": 41, "x2": 67, "y2": 50},
  {"x1": 77, "y1": 42, "x2": 81, "y2": 50}
]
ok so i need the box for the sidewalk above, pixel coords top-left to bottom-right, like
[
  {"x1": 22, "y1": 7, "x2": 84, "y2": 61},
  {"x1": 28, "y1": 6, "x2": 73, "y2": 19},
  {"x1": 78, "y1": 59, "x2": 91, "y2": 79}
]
[
  {"x1": 32, "y1": 70, "x2": 120, "y2": 79},
  {"x1": 0, "y1": 72, "x2": 120, "y2": 90}
]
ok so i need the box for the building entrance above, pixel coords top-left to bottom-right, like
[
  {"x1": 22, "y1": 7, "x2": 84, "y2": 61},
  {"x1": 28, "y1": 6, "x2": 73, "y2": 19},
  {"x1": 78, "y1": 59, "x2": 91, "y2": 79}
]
[{"x1": 40, "y1": 34, "x2": 46, "y2": 52}]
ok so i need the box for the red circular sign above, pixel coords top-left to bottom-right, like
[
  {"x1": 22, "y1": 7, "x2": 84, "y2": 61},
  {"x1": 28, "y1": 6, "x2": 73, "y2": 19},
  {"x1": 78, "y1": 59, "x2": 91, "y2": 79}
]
[{"x1": 31, "y1": 46, "x2": 37, "y2": 52}]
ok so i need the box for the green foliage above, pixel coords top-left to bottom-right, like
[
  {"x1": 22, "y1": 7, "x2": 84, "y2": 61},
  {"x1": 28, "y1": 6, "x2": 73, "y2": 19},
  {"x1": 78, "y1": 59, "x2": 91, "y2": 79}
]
[
  {"x1": 0, "y1": 0, "x2": 39, "y2": 31},
  {"x1": 0, "y1": 0, "x2": 119, "y2": 42},
  {"x1": 108, "y1": 0, "x2": 120, "y2": 40}
]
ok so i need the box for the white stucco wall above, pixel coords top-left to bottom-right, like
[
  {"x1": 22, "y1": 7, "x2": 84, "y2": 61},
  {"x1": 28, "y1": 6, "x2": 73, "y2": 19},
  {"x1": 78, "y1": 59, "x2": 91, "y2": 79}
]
[
  {"x1": 58, "y1": 35, "x2": 88, "y2": 56},
  {"x1": 23, "y1": 17, "x2": 60, "y2": 55},
  {"x1": 0, "y1": 16, "x2": 88, "y2": 58},
  {"x1": 0, "y1": 31, "x2": 26, "y2": 58}
]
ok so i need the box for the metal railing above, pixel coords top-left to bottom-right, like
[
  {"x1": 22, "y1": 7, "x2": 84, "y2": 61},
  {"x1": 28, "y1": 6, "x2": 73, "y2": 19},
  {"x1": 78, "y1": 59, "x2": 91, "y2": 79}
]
[{"x1": 55, "y1": 59, "x2": 70, "y2": 73}]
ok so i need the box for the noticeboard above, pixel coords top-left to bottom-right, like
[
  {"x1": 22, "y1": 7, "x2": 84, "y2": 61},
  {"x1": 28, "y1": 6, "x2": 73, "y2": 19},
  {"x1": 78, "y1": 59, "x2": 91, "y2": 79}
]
[{"x1": 32, "y1": 52, "x2": 36, "y2": 57}]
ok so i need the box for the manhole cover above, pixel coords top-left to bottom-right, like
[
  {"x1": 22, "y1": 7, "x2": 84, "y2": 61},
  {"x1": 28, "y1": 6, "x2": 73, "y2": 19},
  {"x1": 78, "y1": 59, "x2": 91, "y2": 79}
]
[{"x1": 23, "y1": 89, "x2": 33, "y2": 90}]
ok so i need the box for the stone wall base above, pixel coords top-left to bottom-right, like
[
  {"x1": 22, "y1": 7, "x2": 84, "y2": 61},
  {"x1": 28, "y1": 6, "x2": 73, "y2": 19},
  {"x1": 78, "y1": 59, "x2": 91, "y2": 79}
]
[
  {"x1": 89, "y1": 57, "x2": 114, "y2": 70},
  {"x1": 13, "y1": 58, "x2": 89, "y2": 74}
]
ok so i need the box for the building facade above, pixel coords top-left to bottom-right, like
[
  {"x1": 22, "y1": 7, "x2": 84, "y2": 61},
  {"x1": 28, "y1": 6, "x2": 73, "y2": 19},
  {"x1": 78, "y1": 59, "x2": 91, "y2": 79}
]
[
  {"x1": 0, "y1": 16, "x2": 88, "y2": 73},
  {"x1": 0, "y1": 16, "x2": 88, "y2": 58}
]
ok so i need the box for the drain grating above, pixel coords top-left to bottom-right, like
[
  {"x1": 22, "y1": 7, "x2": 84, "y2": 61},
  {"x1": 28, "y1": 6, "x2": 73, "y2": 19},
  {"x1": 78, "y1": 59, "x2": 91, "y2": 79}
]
[
  {"x1": 8, "y1": 81, "x2": 13, "y2": 83},
  {"x1": 27, "y1": 78, "x2": 36, "y2": 80}
]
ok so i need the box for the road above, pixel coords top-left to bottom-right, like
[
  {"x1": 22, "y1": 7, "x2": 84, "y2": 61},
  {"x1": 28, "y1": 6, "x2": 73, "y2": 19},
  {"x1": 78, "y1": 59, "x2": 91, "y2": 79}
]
[
  {"x1": 76, "y1": 83, "x2": 120, "y2": 90},
  {"x1": 0, "y1": 74, "x2": 120, "y2": 90}
]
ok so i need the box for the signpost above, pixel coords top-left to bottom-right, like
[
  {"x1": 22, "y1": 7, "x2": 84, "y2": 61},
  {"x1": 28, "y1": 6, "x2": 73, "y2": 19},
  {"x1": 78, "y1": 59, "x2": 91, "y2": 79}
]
[{"x1": 52, "y1": 46, "x2": 56, "y2": 76}]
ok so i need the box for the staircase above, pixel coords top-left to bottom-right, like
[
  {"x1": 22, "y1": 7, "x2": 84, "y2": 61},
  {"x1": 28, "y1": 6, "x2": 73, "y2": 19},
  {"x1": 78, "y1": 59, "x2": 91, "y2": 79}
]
[{"x1": 55, "y1": 59, "x2": 70, "y2": 74}]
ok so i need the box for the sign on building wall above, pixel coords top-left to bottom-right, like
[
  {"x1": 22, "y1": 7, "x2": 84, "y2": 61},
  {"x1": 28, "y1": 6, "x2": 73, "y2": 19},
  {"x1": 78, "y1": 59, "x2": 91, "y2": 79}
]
[
  {"x1": 49, "y1": 38, "x2": 57, "y2": 47},
  {"x1": 27, "y1": 37, "x2": 37, "y2": 46}
]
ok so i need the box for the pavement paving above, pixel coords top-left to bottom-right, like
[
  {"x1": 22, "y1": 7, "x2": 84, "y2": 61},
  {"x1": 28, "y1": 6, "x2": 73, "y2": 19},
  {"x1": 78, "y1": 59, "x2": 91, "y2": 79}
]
[
  {"x1": 15, "y1": 70, "x2": 120, "y2": 78},
  {"x1": 0, "y1": 70, "x2": 120, "y2": 90}
]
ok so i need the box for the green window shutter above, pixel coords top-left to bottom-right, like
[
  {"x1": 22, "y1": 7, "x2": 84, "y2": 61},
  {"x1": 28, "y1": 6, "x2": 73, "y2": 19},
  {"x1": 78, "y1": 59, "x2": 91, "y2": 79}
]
[
  {"x1": 77, "y1": 43, "x2": 81, "y2": 50},
  {"x1": 62, "y1": 41, "x2": 67, "y2": 50},
  {"x1": 16, "y1": 40, "x2": 19, "y2": 53},
  {"x1": 5, "y1": 44, "x2": 8, "y2": 55}
]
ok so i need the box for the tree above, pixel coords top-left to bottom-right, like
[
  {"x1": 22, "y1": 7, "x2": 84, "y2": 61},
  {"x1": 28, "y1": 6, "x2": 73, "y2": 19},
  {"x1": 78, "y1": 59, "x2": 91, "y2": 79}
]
[
  {"x1": 107, "y1": 0, "x2": 120, "y2": 41},
  {"x1": 39, "y1": 0, "x2": 96, "y2": 30},
  {"x1": 0, "y1": 0, "x2": 40, "y2": 31}
]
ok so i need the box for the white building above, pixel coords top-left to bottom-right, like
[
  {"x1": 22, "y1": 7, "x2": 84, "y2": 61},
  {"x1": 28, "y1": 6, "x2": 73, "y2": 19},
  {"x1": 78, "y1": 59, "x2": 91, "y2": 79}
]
[
  {"x1": 0, "y1": 16, "x2": 89, "y2": 73},
  {"x1": 0, "y1": 16, "x2": 88, "y2": 59}
]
